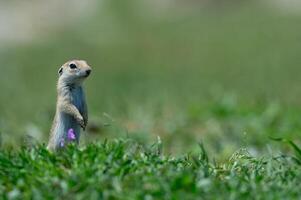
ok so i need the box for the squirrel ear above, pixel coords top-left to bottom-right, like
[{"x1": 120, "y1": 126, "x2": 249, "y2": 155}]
[{"x1": 58, "y1": 67, "x2": 63, "y2": 76}]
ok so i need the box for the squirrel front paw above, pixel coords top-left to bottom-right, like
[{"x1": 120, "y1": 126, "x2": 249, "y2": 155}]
[
  {"x1": 77, "y1": 116, "x2": 86, "y2": 130},
  {"x1": 83, "y1": 117, "x2": 88, "y2": 129}
]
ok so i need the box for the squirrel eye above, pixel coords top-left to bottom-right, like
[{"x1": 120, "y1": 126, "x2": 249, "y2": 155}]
[{"x1": 69, "y1": 63, "x2": 77, "y2": 69}]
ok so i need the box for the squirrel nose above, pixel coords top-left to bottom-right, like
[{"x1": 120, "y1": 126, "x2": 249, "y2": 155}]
[{"x1": 86, "y1": 69, "x2": 91, "y2": 76}]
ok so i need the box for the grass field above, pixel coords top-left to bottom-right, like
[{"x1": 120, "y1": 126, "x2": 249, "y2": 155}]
[
  {"x1": 1, "y1": 1, "x2": 301, "y2": 199},
  {"x1": 1, "y1": 139, "x2": 301, "y2": 199}
]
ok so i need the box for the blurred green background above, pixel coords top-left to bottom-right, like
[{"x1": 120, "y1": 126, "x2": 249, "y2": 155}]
[{"x1": 0, "y1": 0, "x2": 301, "y2": 157}]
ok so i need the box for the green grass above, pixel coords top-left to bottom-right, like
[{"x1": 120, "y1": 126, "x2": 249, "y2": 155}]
[
  {"x1": 1, "y1": 2, "x2": 301, "y2": 151},
  {"x1": 1, "y1": 139, "x2": 301, "y2": 199}
]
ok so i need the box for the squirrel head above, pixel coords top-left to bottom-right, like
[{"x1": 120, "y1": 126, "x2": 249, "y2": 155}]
[{"x1": 58, "y1": 60, "x2": 92, "y2": 86}]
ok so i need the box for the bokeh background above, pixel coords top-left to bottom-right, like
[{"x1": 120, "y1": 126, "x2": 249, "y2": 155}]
[{"x1": 1, "y1": 0, "x2": 301, "y2": 157}]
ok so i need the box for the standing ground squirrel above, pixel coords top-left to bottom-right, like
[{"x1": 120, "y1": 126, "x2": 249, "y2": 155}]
[{"x1": 47, "y1": 60, "x2": 92, "y2": 151}]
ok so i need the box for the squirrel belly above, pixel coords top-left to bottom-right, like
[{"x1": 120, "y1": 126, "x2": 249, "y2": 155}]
[{"x1": 49, "y1": 87, "x2": 85, "y2": 150}]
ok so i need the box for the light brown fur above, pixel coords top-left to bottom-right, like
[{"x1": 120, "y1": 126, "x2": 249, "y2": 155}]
[{"x1": 47, "y1": 60, "x2": 91, "y2": 151}]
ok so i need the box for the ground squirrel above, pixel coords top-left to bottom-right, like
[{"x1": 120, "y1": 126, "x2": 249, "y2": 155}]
[{"x1": 47, "y1": 60, "x2": 91, "y2": 151}]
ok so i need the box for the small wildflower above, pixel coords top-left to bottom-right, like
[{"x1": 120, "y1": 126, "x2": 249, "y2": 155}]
[{"x1": 67, "y1": 128, "x2": 76, "y2": 141}]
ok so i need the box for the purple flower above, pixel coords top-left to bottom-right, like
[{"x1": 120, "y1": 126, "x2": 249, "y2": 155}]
[
  {"x1": 67, "y1": 128, "x2": 76, "y2": 141},
  {"x1": 59, "y1": 138, "x2": 65, "y2": 148}
]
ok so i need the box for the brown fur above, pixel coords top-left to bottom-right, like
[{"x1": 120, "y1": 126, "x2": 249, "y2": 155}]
[{"x1": 47, "y1": 59, "x2": 91, "y2": 151}]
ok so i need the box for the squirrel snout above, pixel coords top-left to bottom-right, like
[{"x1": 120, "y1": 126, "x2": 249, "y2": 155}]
[{"x1": 85, "y1": 69, "x2": 91, "y2": 77}]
